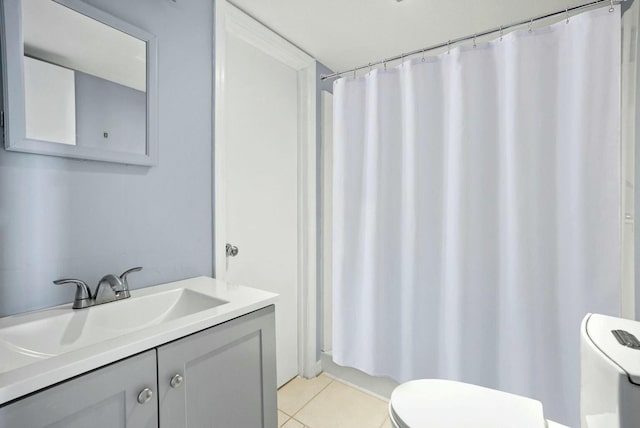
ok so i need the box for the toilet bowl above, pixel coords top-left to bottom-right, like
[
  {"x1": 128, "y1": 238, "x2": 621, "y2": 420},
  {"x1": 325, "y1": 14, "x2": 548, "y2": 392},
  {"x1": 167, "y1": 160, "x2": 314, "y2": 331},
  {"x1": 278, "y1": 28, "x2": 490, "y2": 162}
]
[{"x1": 388, "y1": 313, "x2": 640, "y2": 428}]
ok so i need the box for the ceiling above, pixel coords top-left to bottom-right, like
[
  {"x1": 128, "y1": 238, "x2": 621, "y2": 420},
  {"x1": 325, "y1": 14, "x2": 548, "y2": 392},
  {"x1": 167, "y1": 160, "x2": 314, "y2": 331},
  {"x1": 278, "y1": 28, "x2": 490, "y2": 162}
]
[{"x1": 231, "y1": 0, "x2": 590, "y2": 73}]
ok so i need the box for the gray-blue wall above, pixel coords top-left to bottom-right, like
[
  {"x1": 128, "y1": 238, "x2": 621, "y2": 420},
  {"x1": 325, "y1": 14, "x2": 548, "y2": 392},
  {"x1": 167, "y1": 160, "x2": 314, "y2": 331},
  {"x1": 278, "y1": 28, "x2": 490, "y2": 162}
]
[
  {"x1": 75, "y1": 70, "x2": 146, "y2": 154},
  {"x1": 0, "y1": 0, "x2": 213, "y2": 317}
]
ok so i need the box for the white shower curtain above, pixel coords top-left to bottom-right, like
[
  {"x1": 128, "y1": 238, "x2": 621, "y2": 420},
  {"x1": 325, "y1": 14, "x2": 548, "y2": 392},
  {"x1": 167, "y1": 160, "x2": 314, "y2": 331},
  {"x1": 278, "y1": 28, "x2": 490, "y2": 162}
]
[{"x1": 332, "y1": 6, "x2": 620, "y2": 426}]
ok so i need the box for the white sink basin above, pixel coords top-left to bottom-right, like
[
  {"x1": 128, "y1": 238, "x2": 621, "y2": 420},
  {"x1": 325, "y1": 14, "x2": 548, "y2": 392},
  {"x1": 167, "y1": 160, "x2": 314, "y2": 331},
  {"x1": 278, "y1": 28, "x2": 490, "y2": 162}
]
[
  {"x1": 0, "y1": 276, "x2": 277, "y2": 406},
  {"x1": 0, "y1": 287, "x2": 227, "y2": 373}
]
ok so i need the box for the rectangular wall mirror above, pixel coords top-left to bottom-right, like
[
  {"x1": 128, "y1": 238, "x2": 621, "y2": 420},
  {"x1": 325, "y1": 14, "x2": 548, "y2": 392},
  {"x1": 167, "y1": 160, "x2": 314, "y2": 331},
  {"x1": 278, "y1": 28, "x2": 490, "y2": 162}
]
[{"x1": 0, "y1": 0, "x2": 158, "y2": 166}]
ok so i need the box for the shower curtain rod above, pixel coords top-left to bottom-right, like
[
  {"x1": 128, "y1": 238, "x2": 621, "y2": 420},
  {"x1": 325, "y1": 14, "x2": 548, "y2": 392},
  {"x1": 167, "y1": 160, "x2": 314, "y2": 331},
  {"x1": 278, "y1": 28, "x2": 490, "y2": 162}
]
[{"x1": 320, "y1": 0, "x2": 625, "y2": 80}]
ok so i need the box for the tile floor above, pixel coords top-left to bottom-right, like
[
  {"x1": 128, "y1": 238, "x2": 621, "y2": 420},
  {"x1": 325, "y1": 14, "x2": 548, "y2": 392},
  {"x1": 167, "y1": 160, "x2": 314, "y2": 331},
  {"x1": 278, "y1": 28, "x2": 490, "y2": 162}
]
[{"x1": 277, "y1": 373, "x2": 393, "y2": 428}]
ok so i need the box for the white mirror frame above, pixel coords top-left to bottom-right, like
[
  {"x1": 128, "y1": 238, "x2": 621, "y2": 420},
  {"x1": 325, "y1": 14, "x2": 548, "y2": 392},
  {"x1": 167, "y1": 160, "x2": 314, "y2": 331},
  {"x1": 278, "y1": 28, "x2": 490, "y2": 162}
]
[{"x1": 0, "y1": 0, "x2": 158, "y2": 166}]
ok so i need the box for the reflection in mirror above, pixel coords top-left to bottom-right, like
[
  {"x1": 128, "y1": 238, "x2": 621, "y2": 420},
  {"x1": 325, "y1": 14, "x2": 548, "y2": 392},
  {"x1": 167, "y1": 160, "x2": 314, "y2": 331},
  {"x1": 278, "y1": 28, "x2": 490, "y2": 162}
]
[{"x1": 22, "y1": 0, "x2": 147, "y2": 154}]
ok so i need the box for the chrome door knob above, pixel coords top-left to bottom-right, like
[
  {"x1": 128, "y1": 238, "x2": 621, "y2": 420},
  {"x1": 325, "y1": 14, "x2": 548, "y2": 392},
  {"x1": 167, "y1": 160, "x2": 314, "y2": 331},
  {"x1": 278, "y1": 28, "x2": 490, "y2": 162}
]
[
  {"x1": 170, "y1": 373, "x2": 184, "y2": 388},
  {"x1": 137, "y1": 387, "x2": 153, "y2": 404},
  {"x1": 226, "y1": 243, "x2": 239, "y2": 257}
]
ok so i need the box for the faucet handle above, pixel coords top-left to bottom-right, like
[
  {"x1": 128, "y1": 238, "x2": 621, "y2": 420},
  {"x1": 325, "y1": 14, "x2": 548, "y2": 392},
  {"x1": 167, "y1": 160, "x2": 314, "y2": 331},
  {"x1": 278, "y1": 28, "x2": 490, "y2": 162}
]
[
  {"x1": 53, "y1": 279, "x2": 93, "y2": 309},
  {"x1": 119, "y1": 266, "x2": 142, "y2": 287}
]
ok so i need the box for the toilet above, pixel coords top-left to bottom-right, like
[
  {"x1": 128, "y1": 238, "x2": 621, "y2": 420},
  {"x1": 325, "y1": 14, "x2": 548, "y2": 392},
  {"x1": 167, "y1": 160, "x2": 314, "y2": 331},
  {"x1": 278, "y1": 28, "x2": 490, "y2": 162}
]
[{"x1": 388, "y1": 313, "x2": 640, "y2": 427}]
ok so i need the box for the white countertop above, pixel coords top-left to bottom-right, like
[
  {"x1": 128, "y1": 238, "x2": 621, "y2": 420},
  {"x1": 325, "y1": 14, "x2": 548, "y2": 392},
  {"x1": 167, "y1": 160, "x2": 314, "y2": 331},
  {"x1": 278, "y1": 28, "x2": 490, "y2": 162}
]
[{"x1": 0, "y1": 276, "x2": 277, "y2": 405}]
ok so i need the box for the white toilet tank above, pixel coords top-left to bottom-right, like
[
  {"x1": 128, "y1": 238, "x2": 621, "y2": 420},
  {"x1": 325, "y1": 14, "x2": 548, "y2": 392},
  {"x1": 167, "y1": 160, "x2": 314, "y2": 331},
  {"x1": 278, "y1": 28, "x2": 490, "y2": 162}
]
[{"x1": 581, "y1": 313, "x2": 640, "y2": 428}]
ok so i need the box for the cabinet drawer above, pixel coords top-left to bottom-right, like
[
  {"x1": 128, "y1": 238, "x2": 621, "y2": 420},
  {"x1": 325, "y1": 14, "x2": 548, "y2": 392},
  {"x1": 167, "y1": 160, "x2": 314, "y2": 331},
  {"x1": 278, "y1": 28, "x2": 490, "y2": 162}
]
[{"x1": 0, "y1": 350, "x2": 158, "y2": 428}]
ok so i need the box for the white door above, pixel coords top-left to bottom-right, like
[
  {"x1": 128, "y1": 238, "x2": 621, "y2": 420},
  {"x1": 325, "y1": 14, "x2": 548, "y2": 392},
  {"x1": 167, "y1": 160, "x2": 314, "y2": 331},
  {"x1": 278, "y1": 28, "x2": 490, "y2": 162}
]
[{"x1": 214, "y1": 1, "x2": 316, "y2": 387}]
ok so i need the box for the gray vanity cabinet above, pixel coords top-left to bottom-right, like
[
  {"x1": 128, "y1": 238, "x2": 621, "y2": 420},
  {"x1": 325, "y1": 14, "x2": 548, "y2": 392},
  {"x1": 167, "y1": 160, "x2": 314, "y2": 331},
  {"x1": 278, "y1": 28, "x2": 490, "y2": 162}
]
[
  {"x1": 0, "y1": 350, "x2": 158, "y2": 428},
  {"x1": 157, "y1": 305, "x2": 277, "y2": 428},
  {"x1": 0, "y1": 306, "x2": 277, "y2": 428}
]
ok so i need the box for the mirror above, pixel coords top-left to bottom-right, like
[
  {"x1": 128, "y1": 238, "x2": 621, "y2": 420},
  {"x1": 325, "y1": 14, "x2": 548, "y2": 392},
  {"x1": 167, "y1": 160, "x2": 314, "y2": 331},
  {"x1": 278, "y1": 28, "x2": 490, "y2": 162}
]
[{"x1": 1, "y1": 0, "x2": 158, "y2": 165}]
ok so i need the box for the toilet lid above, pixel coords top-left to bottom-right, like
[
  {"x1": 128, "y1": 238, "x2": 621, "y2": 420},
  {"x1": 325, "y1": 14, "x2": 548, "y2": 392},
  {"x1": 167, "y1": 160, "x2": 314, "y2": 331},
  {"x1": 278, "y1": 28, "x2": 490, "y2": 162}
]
[
  {"x1": 584, "y1": 313, "x2": 640, "y2": 385},
  {"x1": 390, "y1": 379, "x2": 546, "y2": 428}
]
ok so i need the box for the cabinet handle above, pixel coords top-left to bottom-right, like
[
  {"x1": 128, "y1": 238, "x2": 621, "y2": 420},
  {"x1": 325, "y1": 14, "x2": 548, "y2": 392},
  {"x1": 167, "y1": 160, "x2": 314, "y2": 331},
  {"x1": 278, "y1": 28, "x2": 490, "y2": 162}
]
[
  {"x1": 170, "y1": 373, "x2": 184, "y2": 388},
  {"x1": 137, "y1": 387, "x2": 153, "y2": 404}
]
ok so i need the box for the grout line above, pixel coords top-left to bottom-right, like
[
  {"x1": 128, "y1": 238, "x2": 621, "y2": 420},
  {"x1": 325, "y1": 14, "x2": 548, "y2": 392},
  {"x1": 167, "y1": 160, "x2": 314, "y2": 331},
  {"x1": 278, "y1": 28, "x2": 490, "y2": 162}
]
[
  {"x1": 277, "y1": 376, "x2": 308, "y2": 417},
  {"x1": 290, "y1": 376, "x2": 335, "y2": 418},
  {"x1": 279, "y1": 408, "x2": 293, "y2": 418},
  {"x1": 378, "y1": 416, "x2": 391, "y2": 428},
  {"x1": 292, "y1": 417, "x2": 307, "y2": 428},
  {"x1": 317, "y1": 374, "x2": 391, "y2": 428},
  {"x1": 277, "y1": 409, "x2": 291, "y2": 427}
]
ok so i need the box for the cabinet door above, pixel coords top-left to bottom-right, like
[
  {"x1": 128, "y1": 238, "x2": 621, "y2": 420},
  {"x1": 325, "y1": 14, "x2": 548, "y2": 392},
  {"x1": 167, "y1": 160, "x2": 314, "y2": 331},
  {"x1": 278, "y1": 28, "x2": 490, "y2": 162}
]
[
  {"x1": 0, "y1": 350, "x2": 158, "y2": 428},
  {"x1": 158, "y1": 305, "x2": 277, "y2": 428}
]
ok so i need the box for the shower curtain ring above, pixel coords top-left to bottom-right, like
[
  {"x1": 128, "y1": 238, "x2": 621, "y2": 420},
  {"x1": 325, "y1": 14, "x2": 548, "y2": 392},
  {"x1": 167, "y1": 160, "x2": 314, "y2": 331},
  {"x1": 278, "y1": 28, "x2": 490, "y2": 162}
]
[
  {"x1": 609, "y1": 0, "x2": 615, "y2": 12},
  {"x1": 368, "y1": 62, "x2": 372, "y2": 73},
  {"x1": 499, "y1": 26, "x2": 503, "y2": 41},
  {"x1": 473, "y1": 34, "x2": 477, "y2": 48},
  {"x1": 565, "y1": 8, "x2": 570, "y2": 23},
  {"x1": 528, "y1": 18, "x2": 533, "y2": 33},
  {"x1": 447, "y1": 40, "x2": 451, "y2": 54},
  {"x1": 422, "y1": 48, "x2": 426, "y2": 62}
]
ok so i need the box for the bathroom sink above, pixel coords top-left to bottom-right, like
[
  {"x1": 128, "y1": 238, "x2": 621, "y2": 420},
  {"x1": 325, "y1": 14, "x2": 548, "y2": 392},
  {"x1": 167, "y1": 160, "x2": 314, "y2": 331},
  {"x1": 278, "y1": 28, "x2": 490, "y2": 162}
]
[
  {"x1": 0, "y1": 287, "x2": 227, "y2": 372},
  {"x1": 0, "y1": 276, "x2": 277, "y2": 406}
]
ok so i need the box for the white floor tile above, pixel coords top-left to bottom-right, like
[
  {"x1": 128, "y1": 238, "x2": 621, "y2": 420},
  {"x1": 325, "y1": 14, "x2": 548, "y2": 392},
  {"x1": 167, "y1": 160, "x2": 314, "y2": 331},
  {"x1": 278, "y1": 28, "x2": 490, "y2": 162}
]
[
  {"x1": 282, "y1": 417, "x2": 305, "y2": 428},
  {"x1": 295, "y1": 380, "x2": 388, "y2": 428},
  {"x1": 277, "y1": 374, "x2": 333, "y2": 416}
]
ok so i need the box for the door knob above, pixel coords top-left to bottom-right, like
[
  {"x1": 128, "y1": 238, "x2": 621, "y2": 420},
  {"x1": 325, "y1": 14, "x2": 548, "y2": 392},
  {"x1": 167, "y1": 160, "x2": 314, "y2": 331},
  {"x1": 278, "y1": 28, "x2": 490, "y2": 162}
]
[
  {"x1": 137, "y1": 387, "x2": 153, "y2": 404},
  {"x1": 170, "y1": 373, "x2": 184, "y2": 388},
  {"x1": 226, "y1": 243, "x2": 239, "y2": 257}
]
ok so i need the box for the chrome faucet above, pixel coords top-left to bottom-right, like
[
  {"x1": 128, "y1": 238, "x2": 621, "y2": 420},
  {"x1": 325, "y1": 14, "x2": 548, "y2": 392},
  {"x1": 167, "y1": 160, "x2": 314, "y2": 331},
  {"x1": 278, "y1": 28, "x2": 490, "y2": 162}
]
[{"x1": 54, "y1": 267, "x2": 142, "y2": 309}]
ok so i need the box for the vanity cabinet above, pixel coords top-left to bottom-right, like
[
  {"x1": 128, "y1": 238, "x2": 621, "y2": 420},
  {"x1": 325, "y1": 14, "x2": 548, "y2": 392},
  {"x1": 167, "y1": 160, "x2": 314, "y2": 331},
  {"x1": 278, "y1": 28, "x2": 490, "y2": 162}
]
[
  {"x1": 0, "y1": 306, "x2": 277, "y2": 428},
  {"x1": 158, "y1": 305, "x2": 277, "y2": 427},
  {"x1": 0, "y1": 350, "x2": 158, "y2": 428}
]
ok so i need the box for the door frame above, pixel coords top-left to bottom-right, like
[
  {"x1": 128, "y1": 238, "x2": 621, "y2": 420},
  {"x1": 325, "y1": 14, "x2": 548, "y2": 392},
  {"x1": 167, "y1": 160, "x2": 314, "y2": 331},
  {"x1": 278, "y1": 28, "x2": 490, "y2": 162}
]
[{"x1": 213, "y1": 0, "x2": 320, "y2": 379}]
